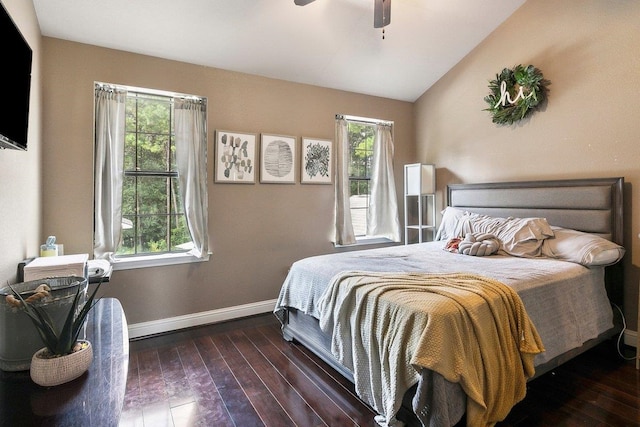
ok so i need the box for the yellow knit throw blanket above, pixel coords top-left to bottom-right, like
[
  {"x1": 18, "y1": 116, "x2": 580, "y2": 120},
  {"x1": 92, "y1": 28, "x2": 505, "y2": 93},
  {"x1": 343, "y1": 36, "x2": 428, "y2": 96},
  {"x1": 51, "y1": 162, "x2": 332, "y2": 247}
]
[{"x1": 318, "y1": 271, "x2": 545, "y2": 427}]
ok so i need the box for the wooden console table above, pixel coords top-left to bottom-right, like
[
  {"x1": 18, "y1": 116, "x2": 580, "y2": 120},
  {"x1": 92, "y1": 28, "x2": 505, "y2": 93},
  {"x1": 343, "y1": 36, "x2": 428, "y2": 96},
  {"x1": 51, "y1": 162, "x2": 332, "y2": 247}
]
[{"x1": 0, "y1": 298, "x2": 128, "y2": 426}]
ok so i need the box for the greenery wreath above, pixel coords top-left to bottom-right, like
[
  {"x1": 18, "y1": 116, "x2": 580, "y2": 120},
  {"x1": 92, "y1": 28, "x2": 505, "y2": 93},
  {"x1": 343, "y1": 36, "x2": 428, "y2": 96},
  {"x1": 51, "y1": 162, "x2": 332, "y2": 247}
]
[{"x1": 483, "y1": 64, "x2": 550, "y2": 126}]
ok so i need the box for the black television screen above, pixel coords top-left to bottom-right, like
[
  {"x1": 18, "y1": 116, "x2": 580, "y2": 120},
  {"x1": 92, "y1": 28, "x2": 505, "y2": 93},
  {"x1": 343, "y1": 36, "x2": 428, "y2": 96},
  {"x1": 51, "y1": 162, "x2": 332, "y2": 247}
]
[{"x1": 0, "y1": 1, "x2": 32, "y2": 151}]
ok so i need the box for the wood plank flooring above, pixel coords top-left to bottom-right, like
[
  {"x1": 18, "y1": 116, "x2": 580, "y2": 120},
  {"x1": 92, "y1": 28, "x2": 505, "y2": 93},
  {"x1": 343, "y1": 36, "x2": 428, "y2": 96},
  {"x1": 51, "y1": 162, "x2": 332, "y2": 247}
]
[{"x1": 119, "y1": 313, "x2": 640, "y2": 427}]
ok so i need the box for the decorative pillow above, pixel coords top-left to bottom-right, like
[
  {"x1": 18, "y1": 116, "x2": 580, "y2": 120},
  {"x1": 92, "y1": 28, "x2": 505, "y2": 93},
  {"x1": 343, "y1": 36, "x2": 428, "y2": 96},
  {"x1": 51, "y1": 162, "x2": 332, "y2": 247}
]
[
  {"x1": 435, "y1": 207, "x2": 466, "y2": 241},
  {"x1": 458, "y1": 233, "x2": 500, "y2": 256},
  {"x1": 457, "y1": 213, "x2": 554, "y2": 257},
  {"x1": 541, "y1": 227, "x2": 625, "y2": 267}
]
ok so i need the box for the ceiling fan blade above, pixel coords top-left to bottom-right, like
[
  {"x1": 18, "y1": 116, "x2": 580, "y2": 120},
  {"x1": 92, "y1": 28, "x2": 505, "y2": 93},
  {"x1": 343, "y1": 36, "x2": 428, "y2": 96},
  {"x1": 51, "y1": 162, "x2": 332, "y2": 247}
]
[
  {"x1": 373, "y1": 0, "x2": 391, "y2": 28},
  {"x1": 294, "y1": 0, "x2": 316, "y2": 5}
]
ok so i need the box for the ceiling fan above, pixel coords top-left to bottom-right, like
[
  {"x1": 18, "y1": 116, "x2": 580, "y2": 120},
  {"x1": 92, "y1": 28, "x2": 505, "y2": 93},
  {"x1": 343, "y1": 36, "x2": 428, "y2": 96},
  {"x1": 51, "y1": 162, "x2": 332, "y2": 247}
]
[{"x1": 294, "y1": 0, "x2": 391, "y2": 29}]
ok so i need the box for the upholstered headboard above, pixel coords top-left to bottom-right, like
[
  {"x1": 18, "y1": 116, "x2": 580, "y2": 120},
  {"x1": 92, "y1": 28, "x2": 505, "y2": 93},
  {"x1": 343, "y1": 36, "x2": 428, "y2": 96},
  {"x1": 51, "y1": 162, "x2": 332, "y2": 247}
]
[
  {"x1": 447, "y1": 177, "x2": 625, "y2": 306},
  {"x1": 447, "y1": 177, "x2": 624, "y2": 245}
]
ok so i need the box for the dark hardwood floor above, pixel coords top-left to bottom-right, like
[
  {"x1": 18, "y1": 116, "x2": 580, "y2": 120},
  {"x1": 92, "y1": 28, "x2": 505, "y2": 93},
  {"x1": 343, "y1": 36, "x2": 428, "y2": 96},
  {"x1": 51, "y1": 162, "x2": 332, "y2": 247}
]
[{"x1": 119, "y1": 313, "x2": 640, "y2": 427}]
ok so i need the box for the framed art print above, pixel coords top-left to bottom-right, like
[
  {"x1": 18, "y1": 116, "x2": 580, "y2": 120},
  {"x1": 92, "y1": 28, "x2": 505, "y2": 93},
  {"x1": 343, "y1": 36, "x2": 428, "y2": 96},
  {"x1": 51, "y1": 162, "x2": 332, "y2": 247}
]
[
  {"x1": 260, "y1": 134, "x2": 296, "y2": 184},
  {"x1": 301, "y1": 137, "x2": 332, "y2": 184},
  {"x1": 214, "y1": 130, "x2": 257, "y2": 183}
]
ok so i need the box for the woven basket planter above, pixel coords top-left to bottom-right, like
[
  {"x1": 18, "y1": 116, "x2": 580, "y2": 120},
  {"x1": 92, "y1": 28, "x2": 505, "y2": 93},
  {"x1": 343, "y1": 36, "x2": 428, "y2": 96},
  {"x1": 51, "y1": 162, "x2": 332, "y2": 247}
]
[{"x1": 30, "y1": 340, "x2": 93, "y2": 387}]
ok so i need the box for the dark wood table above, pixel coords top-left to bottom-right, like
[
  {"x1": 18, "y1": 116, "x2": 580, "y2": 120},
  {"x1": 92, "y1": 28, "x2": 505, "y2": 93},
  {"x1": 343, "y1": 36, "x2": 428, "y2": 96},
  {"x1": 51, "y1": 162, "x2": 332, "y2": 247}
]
[{"x1": 0, "y1": 298, "x2": 128, "y2": 426}]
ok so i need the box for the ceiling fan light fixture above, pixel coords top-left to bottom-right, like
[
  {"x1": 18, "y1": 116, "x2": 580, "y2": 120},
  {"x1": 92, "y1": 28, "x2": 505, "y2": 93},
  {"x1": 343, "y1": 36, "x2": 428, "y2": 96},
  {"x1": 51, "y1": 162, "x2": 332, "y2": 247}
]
[
  {"x1": 294, "y1": 0, "x2": 392, "y2": 35},
  {"x1": 373, "y1": 0, "x2": 391, "y2": 29}
]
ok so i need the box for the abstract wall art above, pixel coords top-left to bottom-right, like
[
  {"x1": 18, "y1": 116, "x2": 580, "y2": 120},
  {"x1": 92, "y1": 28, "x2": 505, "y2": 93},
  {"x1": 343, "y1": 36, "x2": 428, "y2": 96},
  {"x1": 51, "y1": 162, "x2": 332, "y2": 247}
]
[
  {"x1": 260, "y1": 134, "x2": 296, "y2": 184},
  {"x1": 214, "y1": 130, "x2": 257, "y2": 183}
]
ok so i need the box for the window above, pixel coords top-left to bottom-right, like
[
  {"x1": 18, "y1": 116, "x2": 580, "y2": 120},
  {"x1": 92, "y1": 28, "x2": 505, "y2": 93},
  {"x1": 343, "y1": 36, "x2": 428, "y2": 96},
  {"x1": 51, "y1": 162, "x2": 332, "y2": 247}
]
[
  {"x1": 346, "y1": 120, "x2": 376, "y2": 237},
  {"x1": 120, "y1": 91, "x2": 190, "y2": 256},
  {"x1": 334, "y1": 114, "x2": 400, "y2": 245},
  {"x1": 94, "y1": 83, "x2": 209, "y2": 268}
]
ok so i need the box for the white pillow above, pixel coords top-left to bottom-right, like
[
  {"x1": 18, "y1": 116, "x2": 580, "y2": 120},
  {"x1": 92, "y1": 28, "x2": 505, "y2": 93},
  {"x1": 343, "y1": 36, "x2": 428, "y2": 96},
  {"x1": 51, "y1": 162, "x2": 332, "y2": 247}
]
[
  {"x1": 435, "y1": 207, "x2": 466, "y2": 241},
  {"x1": 541, "y1": 227, "x2": 625, "y2": 266}
]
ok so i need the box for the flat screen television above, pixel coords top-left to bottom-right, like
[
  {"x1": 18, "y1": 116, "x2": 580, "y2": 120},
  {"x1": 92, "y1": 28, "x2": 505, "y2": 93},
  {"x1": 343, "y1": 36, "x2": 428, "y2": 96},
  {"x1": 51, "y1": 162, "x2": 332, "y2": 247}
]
[{"x1": 0, "y1": 1, "x2": 32, "y2": 151}]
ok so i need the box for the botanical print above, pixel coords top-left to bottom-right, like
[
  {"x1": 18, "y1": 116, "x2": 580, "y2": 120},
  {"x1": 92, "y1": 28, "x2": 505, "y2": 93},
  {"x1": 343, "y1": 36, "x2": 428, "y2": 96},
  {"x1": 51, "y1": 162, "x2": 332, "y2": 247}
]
[
  {"x1": 215, "y1": 130, "x2": 256, "y2": 183},
  {"x1": 301, "y1": 138, "x2": 332, "y2": 184}
]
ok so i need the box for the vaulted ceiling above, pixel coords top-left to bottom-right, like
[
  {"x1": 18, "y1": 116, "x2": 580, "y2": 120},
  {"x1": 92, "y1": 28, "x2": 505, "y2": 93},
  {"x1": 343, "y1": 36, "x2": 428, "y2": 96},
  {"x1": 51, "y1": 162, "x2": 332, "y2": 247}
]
[{"x1": 33, "y1": 0, "x2": 525, "y2": 102}]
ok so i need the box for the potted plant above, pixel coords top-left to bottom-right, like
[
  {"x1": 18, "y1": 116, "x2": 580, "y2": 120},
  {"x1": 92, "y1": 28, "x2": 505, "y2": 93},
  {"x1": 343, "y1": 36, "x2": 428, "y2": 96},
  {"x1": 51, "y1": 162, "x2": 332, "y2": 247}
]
[{"x1": 9, "y1": 279, "x2": 102, "y2": 387}]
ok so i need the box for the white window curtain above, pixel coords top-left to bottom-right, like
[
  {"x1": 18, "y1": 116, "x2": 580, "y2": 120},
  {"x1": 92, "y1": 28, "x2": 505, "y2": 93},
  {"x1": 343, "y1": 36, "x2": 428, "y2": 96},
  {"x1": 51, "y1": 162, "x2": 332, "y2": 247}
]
[
  {"x1": 367, "y1": 123, "x2": 401, "y2": 242},
  {"x1": 93, "y1": 85, "x2": 127, "y2": 260},
  {"x1": 174, "y1": 98, "x2": 209, "y2": 259},
  {"x1": 333, "y1": 118, "x2": 356, "y2": 245}
]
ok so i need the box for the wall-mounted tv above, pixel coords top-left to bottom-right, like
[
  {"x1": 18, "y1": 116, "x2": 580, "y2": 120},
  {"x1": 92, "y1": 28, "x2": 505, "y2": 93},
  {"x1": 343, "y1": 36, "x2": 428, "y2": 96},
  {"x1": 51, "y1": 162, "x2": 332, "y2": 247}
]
[{"x1": 0, "y1": 1, "x2": 32, "y2": 151}]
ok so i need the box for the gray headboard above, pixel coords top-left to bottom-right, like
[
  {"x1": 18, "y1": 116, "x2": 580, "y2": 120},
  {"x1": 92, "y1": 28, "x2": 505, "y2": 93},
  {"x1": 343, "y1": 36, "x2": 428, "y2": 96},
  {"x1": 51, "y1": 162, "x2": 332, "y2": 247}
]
[
  {"x1": 447, "y1": 177, "x2": 624, "y2": 246},
  {"x1": 446, "y1": 177, "x2": 625, "y2": 375}
]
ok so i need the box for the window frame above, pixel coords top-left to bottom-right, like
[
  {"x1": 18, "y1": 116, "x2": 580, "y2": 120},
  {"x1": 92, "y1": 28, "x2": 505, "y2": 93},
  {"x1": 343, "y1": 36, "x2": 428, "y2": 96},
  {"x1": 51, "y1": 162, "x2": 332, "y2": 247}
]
[
  {"x1": 111, "y1": 251, "x2": 203, "y2": 271},
  {"x1": 341, "y1": 114, "x2": 395, "y2": 246},
  {"x1": 94, "y1": 83, "x2": 208, "y2": 270}
]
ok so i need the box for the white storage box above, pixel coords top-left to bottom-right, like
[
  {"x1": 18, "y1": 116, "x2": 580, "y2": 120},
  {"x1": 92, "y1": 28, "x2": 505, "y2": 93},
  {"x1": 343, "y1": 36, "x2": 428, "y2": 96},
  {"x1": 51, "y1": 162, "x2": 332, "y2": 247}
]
[{"x1": 24, "y1": 254, "x2": 89, "y2": 281}]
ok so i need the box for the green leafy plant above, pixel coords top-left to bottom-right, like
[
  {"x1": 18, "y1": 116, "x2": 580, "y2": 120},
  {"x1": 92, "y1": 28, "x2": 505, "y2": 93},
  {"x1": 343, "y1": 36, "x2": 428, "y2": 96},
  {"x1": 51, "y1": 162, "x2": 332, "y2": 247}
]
[
  {"x1": 483, "y1": 64, "x2": 550, "y2": 125},
  {"x1": 9, "y1": 280, "x2": 102, "y2": 357}
]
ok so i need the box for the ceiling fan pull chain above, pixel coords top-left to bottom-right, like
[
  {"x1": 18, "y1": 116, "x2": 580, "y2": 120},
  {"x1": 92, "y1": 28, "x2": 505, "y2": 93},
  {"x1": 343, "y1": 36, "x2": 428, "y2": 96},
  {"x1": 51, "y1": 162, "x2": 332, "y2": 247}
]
[{"x1": 381, "y1": 0, "x2": 386, "y2": 40}]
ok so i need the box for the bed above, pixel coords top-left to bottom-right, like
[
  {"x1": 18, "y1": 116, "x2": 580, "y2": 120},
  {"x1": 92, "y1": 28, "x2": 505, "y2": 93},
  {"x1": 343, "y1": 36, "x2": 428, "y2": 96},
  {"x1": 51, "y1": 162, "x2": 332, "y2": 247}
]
[{"x1": 274, "y1": 177, "x2": 625, "y2": 427}]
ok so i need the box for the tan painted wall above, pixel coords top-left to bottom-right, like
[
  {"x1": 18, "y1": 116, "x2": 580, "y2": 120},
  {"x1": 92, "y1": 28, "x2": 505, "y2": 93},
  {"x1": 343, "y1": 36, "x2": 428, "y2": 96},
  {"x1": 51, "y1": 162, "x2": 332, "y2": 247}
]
[
  {"x1": 415, "y1": 0, "x2": 640, "y2": 328},
  {"x1": 40, "y1": 38, "x2": 414, "y2": 324},
  {"x1": 0, "y1": 0, "x2": 42, "y2": 281}
]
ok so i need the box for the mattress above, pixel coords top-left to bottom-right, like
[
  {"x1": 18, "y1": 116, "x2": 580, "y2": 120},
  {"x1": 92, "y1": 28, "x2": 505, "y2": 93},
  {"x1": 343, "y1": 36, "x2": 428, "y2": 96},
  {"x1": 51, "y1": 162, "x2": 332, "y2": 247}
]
[{"x1": 275, "y1": 241, "x2": 613, "y2": 366}]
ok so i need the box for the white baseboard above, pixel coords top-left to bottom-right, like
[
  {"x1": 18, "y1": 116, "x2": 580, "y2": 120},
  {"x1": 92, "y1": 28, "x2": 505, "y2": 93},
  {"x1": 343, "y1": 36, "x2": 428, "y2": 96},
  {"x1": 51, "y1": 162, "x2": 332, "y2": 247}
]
[
  {"x1": 127, "y1": 299, "x2": 278, "y2": 340},
  {"x1": 625, "y1": 329, "x2": 637, "y2": 348}
]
